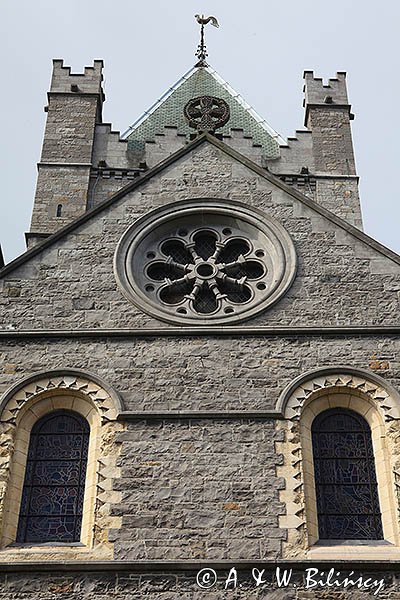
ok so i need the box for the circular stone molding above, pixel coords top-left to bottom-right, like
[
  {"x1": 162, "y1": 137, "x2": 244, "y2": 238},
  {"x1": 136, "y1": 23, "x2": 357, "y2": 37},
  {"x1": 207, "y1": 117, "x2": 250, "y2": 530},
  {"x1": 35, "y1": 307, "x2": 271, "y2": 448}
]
[{"x1": 114, "y1": 199, "x2": 297, "y2": 325}]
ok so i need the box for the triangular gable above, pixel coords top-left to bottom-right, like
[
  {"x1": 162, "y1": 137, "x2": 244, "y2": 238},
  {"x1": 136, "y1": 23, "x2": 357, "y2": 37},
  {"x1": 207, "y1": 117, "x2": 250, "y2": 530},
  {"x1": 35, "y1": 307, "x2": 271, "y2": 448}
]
[
  {"x1": 2, "y1": 133, "x2": 400, "y2": 279},
  {"x1": 122, "y1": 65, "x2": 284, "y2": 158}
]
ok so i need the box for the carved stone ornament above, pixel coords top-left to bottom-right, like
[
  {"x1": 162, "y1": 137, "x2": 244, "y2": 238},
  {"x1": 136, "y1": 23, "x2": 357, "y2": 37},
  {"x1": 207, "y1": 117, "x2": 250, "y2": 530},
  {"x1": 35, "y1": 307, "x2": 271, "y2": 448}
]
[
  {"x1": 184, "y1": 96, "x2": 230, "y2": 132},
  {"x1": 0, "y1": 369, "x2": 123, "y2": 424},
  {"x1": 114, "y1": 199, "x2": 297, "y2": 325}
]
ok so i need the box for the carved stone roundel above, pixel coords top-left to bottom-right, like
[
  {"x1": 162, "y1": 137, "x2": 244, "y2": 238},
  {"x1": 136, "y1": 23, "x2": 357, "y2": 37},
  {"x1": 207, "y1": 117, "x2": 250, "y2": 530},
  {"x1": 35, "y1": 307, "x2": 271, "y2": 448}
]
[
  {"x1": 184, "y1": 96, "x2": 230, "y2": 132},
  {"x1": 114, "y1": 199, "x2": 297, "y2": 325}
]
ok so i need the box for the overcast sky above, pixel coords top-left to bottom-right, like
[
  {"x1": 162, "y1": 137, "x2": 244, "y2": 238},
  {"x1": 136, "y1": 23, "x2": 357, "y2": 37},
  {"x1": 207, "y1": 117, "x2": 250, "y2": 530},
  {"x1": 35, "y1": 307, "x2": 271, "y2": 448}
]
[{"x1": 1, "y1": 0, "x2": 399, "y2": 263}]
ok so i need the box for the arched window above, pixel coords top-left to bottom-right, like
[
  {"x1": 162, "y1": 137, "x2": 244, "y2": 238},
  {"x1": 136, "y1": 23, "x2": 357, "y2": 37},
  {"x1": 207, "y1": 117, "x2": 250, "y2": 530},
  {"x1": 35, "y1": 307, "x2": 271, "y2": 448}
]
[
  {"x1": 312, "y1": 408, "x2": 383, "y2": 541},
  {"x1": 16, "y1": 410, "x2": 89, "y2": 544}
]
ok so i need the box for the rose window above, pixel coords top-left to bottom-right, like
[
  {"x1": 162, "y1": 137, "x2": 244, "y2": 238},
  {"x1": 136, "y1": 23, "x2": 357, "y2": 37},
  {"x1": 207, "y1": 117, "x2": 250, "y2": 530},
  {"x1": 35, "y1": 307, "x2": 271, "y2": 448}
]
[{"x1": 114, "y1": 200, "x2": 297, "y2": 325}]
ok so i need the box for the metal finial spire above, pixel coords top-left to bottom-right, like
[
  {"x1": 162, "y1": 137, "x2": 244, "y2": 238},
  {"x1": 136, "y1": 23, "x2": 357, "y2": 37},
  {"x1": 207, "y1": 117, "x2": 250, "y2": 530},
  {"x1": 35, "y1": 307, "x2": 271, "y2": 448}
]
[{"x1": 194, "y1": 14, "x2": 219, "y2": 66}]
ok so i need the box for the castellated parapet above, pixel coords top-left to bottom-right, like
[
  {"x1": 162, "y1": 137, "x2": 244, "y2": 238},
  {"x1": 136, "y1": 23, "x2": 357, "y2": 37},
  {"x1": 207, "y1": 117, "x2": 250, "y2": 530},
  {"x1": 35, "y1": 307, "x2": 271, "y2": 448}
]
[
  {"x1": 303, "y1": 70, "x2": 349, "y2": 106},
  {"x1": 50, "y1": 59, "x2": 104, "y2": 95}
]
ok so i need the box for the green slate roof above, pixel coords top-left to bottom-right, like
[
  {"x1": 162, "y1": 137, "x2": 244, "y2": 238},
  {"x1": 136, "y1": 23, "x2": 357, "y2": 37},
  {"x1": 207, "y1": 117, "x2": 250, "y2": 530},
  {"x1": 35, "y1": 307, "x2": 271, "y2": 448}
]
[{"x1": 123, "y1": 66, "x2": 283, "y2": 159}]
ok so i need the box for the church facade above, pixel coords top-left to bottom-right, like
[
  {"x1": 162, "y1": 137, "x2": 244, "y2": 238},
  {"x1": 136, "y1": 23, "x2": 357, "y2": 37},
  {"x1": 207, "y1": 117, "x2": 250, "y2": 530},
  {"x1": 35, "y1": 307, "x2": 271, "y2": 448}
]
[{"x1": 1, "y1": 35, "x2": 400, "y2": 598}]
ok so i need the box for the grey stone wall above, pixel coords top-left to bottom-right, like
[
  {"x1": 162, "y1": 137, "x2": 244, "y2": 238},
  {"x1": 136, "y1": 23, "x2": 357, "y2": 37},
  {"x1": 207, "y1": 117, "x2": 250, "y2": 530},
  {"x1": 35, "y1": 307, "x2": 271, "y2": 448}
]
[
  {"x1": 305, "y1": 108, "x2": 356, "y2": 176},
  {"x1": 112, "y1": 419, "x2": 284, "y2": 560},
  {"x1": 303, "y1": 71, "x2": 349, "y2": 106},
  {"x1": 40, "y1": 96, "x2": 98, "y2": 164},
  {"x1": 3, "y1": 144, "x2": 400, "y2": 332},
  {"x1": 2, "y1": 65, "x2": 399, "y2": 588},
  {"x1": 50, "y1": 59, "x2": 104, "y2": 94},
  {"x1": 30, "y1": 165, "x2": 91, "y2": 232},
  {"x1": 315, "y1": 178, "x2": 362, "y2": 229},
  {"x1": 0, "y1": 335, "x2": 398, "y2": 414}
]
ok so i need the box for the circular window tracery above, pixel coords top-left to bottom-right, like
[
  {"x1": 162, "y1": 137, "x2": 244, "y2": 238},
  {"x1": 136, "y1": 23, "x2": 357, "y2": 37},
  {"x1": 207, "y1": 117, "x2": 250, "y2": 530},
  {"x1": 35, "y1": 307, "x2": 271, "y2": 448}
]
[{"x1": 114, "y1": 199, "x2": 297, "y2": 325}]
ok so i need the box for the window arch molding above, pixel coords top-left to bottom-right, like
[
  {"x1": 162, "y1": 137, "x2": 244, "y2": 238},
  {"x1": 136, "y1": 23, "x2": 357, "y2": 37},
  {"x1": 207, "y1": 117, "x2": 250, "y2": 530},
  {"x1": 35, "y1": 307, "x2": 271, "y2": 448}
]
[
  {"x1": 276, "y1": 367, "x2": 400, "y2": 558},
  {"x1": 0, "y1": 369, "x2": 124, "y2": 555}
]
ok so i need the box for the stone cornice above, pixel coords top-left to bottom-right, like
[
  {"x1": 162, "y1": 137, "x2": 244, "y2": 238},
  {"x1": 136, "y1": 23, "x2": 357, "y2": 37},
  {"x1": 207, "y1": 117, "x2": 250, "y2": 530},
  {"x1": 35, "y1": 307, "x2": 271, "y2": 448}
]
[
  {"x1": 117, "y1": 411, "x2": 283, "y2": 420},
  {"x1": 0, "y1": 326, "x2": 399, "y2": 339},
  {"x1": 0, "y1": 559, "x2": 399, "y2": 572}
]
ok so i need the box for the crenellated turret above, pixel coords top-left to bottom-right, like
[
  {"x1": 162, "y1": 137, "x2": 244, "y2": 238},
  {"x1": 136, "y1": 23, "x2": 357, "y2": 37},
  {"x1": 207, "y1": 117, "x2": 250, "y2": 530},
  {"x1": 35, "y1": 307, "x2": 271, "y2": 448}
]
[
  {"x1": 301, "y1": 70, "x2": 362, "y2": 229},
  {"x1": 27, "y1": 60, "x2": 105, "y2": 248},
  {"x1": 303, "y1": 71, "x2": 356, "y2": 176}
]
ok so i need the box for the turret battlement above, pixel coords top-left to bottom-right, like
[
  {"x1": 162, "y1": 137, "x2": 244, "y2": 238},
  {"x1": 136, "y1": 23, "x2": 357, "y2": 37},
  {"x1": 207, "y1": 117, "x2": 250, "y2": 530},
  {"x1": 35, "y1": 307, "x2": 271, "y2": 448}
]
[
  {"x1": 50, "y1": 59, "x2": 104, "y2": 95},
  {"x1": 303, "y1": 71, "x2": 349, "y2": 107}
]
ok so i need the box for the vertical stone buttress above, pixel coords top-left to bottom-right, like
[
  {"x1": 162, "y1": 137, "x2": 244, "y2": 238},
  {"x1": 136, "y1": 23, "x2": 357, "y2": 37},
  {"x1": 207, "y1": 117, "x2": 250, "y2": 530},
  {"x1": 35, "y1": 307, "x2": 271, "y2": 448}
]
[
  {"x1": 303, "y1": 71, "x2": 363, "y2": 229},
  {"x1": 26, "y1": 60, "x2": 104, "y2": 248}
]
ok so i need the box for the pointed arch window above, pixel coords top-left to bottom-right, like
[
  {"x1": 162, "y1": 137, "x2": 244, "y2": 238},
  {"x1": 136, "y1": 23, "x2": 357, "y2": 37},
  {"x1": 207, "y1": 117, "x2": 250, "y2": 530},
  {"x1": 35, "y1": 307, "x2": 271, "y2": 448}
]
[
  {"x1": 312, "y1": 408, "x2": 383, "y2": 540},
  {"x1": 16, "y1": 410, "x2": 89, "y2": 544}
]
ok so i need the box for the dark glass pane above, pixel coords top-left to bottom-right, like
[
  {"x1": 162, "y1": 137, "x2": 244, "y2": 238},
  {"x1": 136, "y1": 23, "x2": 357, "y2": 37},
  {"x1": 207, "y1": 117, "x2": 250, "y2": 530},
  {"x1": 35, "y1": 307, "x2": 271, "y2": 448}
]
[
  {"x1": 193, "y1": 232, "x2": 217, "y2": 260},
  {"x1": 17, "y1": 410, "x2": 89, "y2": 544},
  {"x1": 317, "y1": 484, "x2": 379, "y2": 514},
  {"x1": 312, "y1": 408, "x2": 383, "y2": 540},
  {"x1": 37, "y1": 414, "x2": 88, "y2": 435},
  {"x1": 161, "y1": 240, "x2": 193, "y2": 265},
  {"x1": 22, "y1": 486, "x2": 80, "y2": 516},
  {"x1": 193, "y1": 287, "x2": 218, "y2": 313},
  {"x1": 219, "y1": 239, "x2": 250, "y2": 263},
  {"x1": 314, "y1": 458, "x2": 376, "y2": 485},
  {"x1": 32, "y1": 433, "x2": 88, "y2": 460},
  {"x1": 159, "y1": 281, "x2": 192, "y2": 305},
  {"x1": 243, "y1": 260, "x2": 265, "y2": 280},
  {"x1": 316, "y1": 412, "x2": 368, "y2": 432},
  {"x1": 219, "y1": 281, "x2": 252, "y2": 304},
  {"x1": 146, "y1": 262, "x2": 168, "y2": 281},
  {"x1": 23, "y1": 515, "x2": 79, "y2": 544},
  {"x1": 313, "y1": 432, "x2": 373, "y2": 459},
  {"x1": 319, "y1": 515, "x2": 381, "y2": 540},
  {"x1": 32, "y1": 460, "x2": 82, "y2": 486}
]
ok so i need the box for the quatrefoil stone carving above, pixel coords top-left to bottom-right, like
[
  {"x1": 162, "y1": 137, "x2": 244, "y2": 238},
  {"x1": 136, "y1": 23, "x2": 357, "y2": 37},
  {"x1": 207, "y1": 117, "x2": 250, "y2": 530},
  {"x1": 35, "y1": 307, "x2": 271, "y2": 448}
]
[{"x1": 184, "y1": 96, "x2": 230, "y2": 132}]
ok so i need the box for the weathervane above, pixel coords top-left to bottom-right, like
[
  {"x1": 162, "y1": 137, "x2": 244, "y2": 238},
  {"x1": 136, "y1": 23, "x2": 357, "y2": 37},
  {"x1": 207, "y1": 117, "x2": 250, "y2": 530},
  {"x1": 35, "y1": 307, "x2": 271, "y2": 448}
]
[{"x1": 195, "y1": 14, "x2": 219, "y2": 66}]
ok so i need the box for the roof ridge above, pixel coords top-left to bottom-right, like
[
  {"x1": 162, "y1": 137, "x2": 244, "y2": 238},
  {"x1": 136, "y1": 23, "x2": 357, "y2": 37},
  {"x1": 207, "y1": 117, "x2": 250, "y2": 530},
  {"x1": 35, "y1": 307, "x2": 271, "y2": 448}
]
[
  {"x1": 121, "y1": 65, "x2": 197, "y2": 139},
  {"x1": 205, "y1": 66, "x2": 286, "y2": 145}
]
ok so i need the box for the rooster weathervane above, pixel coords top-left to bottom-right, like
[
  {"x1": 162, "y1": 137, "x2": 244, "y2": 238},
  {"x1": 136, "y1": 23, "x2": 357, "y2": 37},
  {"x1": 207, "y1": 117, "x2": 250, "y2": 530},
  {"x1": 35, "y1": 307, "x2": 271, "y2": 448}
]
[{"x1": 195, "y1": 14, "x2": 220, "y2": 66}]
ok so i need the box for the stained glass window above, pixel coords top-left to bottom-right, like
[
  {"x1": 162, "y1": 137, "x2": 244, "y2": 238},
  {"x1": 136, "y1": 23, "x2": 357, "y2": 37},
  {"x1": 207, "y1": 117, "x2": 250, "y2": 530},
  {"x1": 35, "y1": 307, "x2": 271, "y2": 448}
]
[
  {"x1": 312, "y1": 408, "x2": 383, "y2": 540},
  {"x1": 16, "y1": 410, "x2": 89, "y2": 544}
]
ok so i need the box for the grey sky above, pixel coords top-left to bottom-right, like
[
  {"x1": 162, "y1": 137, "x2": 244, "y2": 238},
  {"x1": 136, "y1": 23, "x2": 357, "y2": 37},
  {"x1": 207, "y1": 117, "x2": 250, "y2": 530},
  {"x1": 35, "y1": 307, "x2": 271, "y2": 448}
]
[{"x1": 1, "y1": 0, "x2": 399, "y2": 263}]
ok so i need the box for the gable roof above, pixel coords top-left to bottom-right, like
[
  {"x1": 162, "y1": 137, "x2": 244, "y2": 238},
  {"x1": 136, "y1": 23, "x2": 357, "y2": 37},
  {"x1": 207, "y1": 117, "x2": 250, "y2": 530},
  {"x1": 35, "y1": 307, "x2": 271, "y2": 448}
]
[
  {"x1": 1, "y1": 133, "x2": 400, "y2": 279},
  {"x1": 122, "y1": 65, "x2": 285, "y2": 158}
]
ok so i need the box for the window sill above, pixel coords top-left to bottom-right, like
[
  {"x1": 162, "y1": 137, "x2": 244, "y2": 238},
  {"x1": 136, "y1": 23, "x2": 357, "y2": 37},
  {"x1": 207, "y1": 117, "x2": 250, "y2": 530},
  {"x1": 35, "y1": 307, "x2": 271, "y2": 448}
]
[
  {"x1": 8, "y1": 542, "x2": 85, "y2": 548},
  {"x1": 0, "y1": 542, "x2": 113, "y2": 562},
  {"x1": 307, "y1": 540, "x2": 400, "y2": 561}
]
